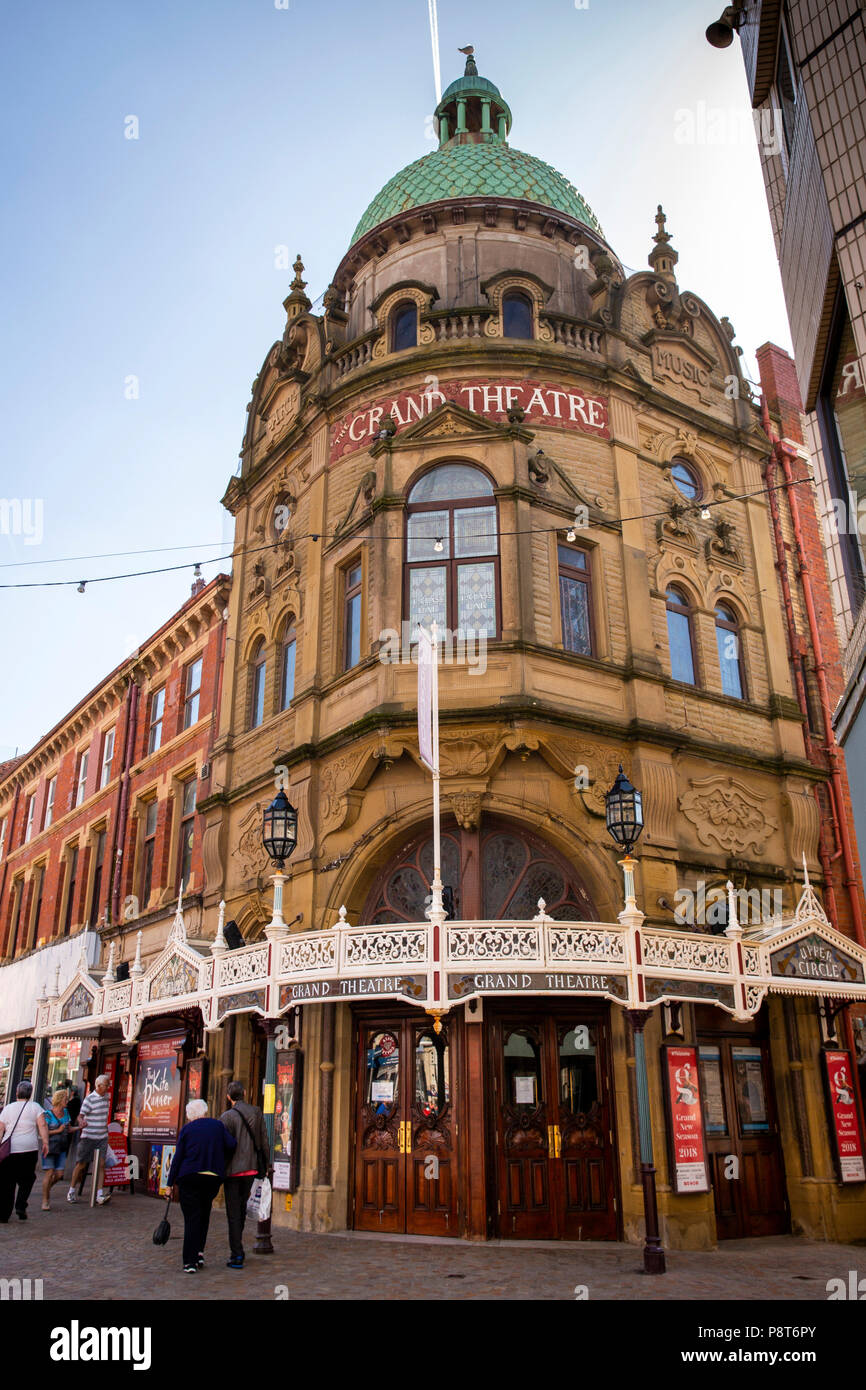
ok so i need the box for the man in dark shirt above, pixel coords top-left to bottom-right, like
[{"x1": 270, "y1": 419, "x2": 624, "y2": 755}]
[{"x1": 219, "y1": 1081, "x2": 269, "y2": 1269}]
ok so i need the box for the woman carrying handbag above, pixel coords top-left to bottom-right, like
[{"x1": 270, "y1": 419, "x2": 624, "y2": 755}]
[{"x1": 0, "y1": 1081, "x2": 49, "y2": 1222}]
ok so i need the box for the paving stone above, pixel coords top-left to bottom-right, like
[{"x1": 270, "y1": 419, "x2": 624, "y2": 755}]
[{"x1": 0, "y1": 1191, "x2": 862, "y2": 1301}]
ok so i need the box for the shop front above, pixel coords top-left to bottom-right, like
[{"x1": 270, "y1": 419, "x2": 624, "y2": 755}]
[{"x1": 33, "y1": 874, "x2": 866, "y2": 1244}]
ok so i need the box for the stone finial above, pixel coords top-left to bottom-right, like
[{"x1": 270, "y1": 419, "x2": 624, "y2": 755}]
[
  {"x1": 168, "y1": 884, "x2": 188, "y2": 946},
  {"x1": 724, "y1": 879, "x2": 742, "y2": 939},
  {"x1": 104, "y1": 940, "x2": 116, "y2": 983},
  {"x1": 338, "y1": 904, "x2": 348, "y2": 924},
  {"x1": 648, "y1": 203, "x2": 678, "y2": 280},
  {"x1": 53, "y1": 964, "x2": 61, "y2": 998},
  {"x1": 533, "y1": 898, "x2": 550, "y2": 921},
  {"x1": 291, "y1": 255, "x2": 306, "y2": 292},
  {"x1": 211, "y1": 901, "x2": 228, "y2": 956},
  {"x1": 130, "y1": 930, "x2": 144, "y2": 977},
  {"x1": 283, "y1": 254, "x2": 312, "y2": 320}
]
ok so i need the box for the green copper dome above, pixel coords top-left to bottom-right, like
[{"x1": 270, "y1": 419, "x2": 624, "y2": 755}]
[
  {"x1": 349, "y1": 55, "x2": 603, "y2": 247},
  {"x1": 351, "y1": 141, "x2": 603, "y2": 245}
]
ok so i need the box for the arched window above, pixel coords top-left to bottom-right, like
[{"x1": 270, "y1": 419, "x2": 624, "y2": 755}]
[
  {"x1": 670, "y1": 457, "x2": 701, "y2": 501},
  {"x1": 250, "y1": 639, "x2": 267, "y2": 729},
  {"x1": 391, "y1": 301, "x2": 417, "y2": 352},
  {"x1": 405, "y1": 463, "x2": 498, "y2": 638},
  {"x1": 502, "y1": 292, "x2": 533, "y2": 340},
  {"x1": 715, "y1": 602, "x2": 744, "y2": 699},
  {"x1": 666, "y1": 586, "x2": 696, "y2": 684},
  {"x1": 280, "y1": 622, "x2": 296, "y2": 710}
]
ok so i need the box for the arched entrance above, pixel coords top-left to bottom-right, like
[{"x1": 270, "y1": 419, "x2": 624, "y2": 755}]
[
  {"x1": 351, "y1": 817, "x2": 619, "y2": 1240},
  {"x1": 362, "y1": 815, "x2": 598, "y2": 924}
]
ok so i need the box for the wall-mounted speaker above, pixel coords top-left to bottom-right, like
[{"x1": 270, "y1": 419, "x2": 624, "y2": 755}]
[{"x1": 224, "y1": 920, "x2": 245, "y2": 951}]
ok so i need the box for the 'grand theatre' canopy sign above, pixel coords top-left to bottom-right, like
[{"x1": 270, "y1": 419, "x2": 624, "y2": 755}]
[{"x1": 330, "y1": 377, "x2": 609, "y2": 462}]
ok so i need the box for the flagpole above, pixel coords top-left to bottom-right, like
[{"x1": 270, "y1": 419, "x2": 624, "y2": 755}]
[
  {"x1": 431, "y1": 620, "x2": 442, "y2": 906},
  {"x1": 430, "y1": 622, "x2": 444, "y2": 1025}
]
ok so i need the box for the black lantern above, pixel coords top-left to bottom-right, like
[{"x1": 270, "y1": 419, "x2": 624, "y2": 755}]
[
  {"x1": 604, "y1": 765, "x2": 644, "y2": 853},
  {"x1": 261, "y1": 790, "x2": 298, "y2": 868}
]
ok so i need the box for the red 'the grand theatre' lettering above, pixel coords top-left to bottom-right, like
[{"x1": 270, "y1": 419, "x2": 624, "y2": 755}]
[{"x1": 330, "y1": 378, "x2": 609, "y2": 461}]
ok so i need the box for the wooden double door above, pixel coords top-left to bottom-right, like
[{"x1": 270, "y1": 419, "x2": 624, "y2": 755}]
[
  {"x1": 696, "y1": 1010, "x2": 788, "y2": 1239},
  {"x1": 488, "y1": 1008, "x2": 618, "y2": 1240},
  {"x1": 352, "y1": 1013, "x2": 457, "y2": 1236}
]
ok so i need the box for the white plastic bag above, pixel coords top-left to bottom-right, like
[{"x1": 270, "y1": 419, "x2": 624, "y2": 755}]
[
  {"x1": 246, "y1": 1176, "x2": 272, "y2": 1221},
  {"x1": 104, "y1": 1145, "x2": 119, "y2": 1169}
]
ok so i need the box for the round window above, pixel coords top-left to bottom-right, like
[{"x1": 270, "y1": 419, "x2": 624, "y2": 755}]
[{"x1": 670, "y1": 458, "x2": 701, "y2": 501}]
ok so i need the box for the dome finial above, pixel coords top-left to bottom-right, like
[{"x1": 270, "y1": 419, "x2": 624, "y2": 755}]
[
  {"x1": 283, "y1": 252, "x2": 311, "y2": 320},
  {"x1": 648, "y1": 203, "x2": 678, "y2": 280},
  {"x1": 458, "y1": 45, "x2": 477, "y2": 77},
  {"x1": 291, "y1": 254, "x2": 307, "y2": 292}
]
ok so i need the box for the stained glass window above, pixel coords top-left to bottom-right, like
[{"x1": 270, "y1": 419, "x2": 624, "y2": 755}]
[
  {"x1": 409, "y1": 567, "x2": 447, "y2": 632},
  {"x1": 457, "y1": 562, "x2": 496, "y2": 636},
  {"x1": 558, "y1": 544, "x2": 593, "y2": 655},
  {"x1": 406, "y1": 465, "x2": 499, "y2": 638},
  {"x1": 408, "y1": 465, "x2": 493, "y2": 504}
]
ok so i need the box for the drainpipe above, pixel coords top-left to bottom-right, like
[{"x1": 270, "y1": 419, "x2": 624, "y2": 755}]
[
  {"x1": 761, "y1": 397, "x2": 865, "y2": 948},
  {"x1": 762, "y1": 444, "x2": 840, "y2": 924},
  {"x1": 110, "y1": 678, "x2": 139, "y2": 927}
]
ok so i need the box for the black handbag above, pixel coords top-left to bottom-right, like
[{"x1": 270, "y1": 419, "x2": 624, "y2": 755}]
[
  {"x1": 0, "y1": 1102, "x2": 26, "y2": 1164},
  {"x1": 236, "y1": 1107, "x2": 268, "y2": 1178},
  {"x1": 47, "y1": 1128, "x2": 67, "y2": 1156},
  {"x1": 152, "y1": 1196, "x2": 172, "y2": 1246}
]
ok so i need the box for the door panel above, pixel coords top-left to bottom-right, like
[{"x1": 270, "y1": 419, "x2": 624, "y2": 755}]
[
  {"x1": 552, "y1": 1019, "x2": 616, "y2": 1239},
  {"x1": 353, "y1": 1015, "x2": 457, "y2": 1236},
  {"x1": 491, "y1": 1011, "x2": 617, "y2": 1240},
  {"x1": 698, "y1": 1030, "x2": 788, "y2": 1240}
]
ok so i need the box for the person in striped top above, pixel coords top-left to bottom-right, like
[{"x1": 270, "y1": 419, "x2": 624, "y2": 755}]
[{"x1": 67, "y1": 1075, "x2": 112, "y2": 1206}]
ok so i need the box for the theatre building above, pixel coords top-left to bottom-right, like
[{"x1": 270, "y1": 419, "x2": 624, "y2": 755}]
[
  {"x1": 36, "y1": 57, "x2": 866, "y2": 1249},
  {"x1": 1, "y1": 574, "x2": 229, "y2": 1186}
]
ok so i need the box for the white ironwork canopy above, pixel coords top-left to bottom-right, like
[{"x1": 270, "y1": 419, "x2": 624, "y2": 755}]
[{"x1": 33, "y1": 875, "x2": 866, "y2": 1044}]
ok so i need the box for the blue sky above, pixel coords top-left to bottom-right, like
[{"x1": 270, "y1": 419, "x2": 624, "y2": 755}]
[{"x1": 0, "y1": 0, "x2": 792, "y2": 755}]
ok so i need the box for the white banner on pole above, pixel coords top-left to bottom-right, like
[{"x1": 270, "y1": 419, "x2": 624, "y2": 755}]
[{"x1": 417, "y1": 625, "x2": 436, "y2": 772}]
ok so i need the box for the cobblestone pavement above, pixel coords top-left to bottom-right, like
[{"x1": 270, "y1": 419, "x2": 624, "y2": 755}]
[{"x1": 1, "y1": 1191, "x2": 862, "y2": 1300}]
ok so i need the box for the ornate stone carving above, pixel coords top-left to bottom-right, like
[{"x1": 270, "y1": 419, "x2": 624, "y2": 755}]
[
  {"x1": 233, "y1": 802, "x2": 271, "y2": 882},
  {"x1": 448, "y1": 791, "x2": 482, "y2": 830},
  {"x1": 439, "y1": 729, "x2": 501, "y2": 778},
  {"x1": 679, "y1": 775, "x2": 778, "y2": 856}
]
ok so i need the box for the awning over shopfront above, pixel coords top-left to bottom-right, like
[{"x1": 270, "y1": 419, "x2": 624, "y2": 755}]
[
  {"x1": 1, "y1": 929, "x2": 100, "y2": 1040},
  {"x1": 33, "y1": 872, "x2": 866, "y2": 1044}
]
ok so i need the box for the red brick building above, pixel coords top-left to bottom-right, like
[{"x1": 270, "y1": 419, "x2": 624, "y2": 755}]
[{"x1": 0, "y1": 573, "x2": 230, "y2": 1104}]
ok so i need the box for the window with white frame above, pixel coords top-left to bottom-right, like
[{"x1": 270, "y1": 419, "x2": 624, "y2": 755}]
[
  {"x1": 44, "y1": 775, "x2": 57, "y2": 830},
  {"x1": 100, "y1": 728, "x2": 115, "y2": 788},
  {"x1": 0, "y1": 817, "x2": 6, "y2": 861},
  {"x1": 183, "y1": 658, "x2": 203, "y2": 730},
  {"x1": 24, "y1": 794, "x2": 36, "y2": 843},
  {"x1": 75, "y1": 750, "x2": 89, "y2": 807}
]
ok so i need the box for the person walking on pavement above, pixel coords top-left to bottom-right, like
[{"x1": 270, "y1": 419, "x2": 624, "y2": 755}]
[
  {"x1": 68, "y1": 1074, "x2": 112, "y2": 1206},
  {"x1": 0, "y1": 1081, "x2": 49, "y2": 1221},
  {"x1": 219, "y1": 1080, "x2": 269, "y2": 1269},
  {"x1": 41, "y1": 1090, "x2": 78, "y2": 1211},
  {"x1": 167, "y1": 1099, "x2": 236, "y2": 1274}
]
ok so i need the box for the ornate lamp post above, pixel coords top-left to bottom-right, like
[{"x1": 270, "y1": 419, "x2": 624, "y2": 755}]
[
  {"x1": 255, "y1": 789, "x2": 298, "y2": 1253},
  {"x1": 605, "y1": 766, "x2": 666, "y2": 1275}
]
